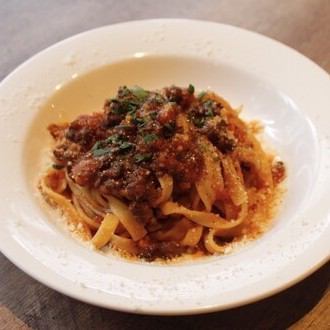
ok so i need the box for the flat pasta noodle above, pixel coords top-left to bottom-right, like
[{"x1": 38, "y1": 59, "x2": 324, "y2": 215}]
[
  {"x1": 195, "y1": 137, "x2": 224, "y2": 211},
  {"x1": 110, "y1": 235, "x2": 139, "y2": 255},
  {"x1": 245, "y1": 133, "x2": 273, "y2": 187},
  {"x1": 80, "y1": 188, "x2": 107, "y2": 217},
  {"x1": 221, "y1": 156, "x2": 247, "y2": 206},
  {"x1": 154, "y1": 174, "x2": 173, "y2": 206},
  {"x1": 39, "y1": 176, "x2": 92, "y2": 240},
  {"x1": 153, "y1": 217, "x2": 191, "y2": 241},
  {"x1": 160, "y1": 201, "x2": 247, "y2": 236},
  {"x1": 175, "y1": 112, "x2": 190, "y2": 135},
  {"x1": 75, "y1": 192, "x2": 105, "y2": 218},
  {"x1": 90, "y1": 189, "x2": 109, "y2": 208},
  {"x1": 214, "y1": 202, "x2": 248, "y2": 237},
  {"x1": 66, "y1": 172, "x2": 107, "y2": 217},
  {"x1": 181, "y1": 226, "x2": 203, "y2": 246},
  {"x1": 107, "y1": 195, "x2": 147, "y2": 241},
  {"x1": 191, "y1": 188, "x2": 201, "y2": 210},
  {"x1": 92, "y1": 213, "x2": 119, "y2": 249},
  {"x1": 72, "y1": 195, "x2": 101, "y2": 229},
  {"x1": 228, "y1": 111, "x2": 273, "y2": 188},
  {"x1": 204, "y1": 229, "x2": 226, "y2": 254}
]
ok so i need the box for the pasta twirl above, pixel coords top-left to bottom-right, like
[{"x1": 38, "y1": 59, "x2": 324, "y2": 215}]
[{"x1": 40, "y1": 85, "x2": 285, "y2": 261}]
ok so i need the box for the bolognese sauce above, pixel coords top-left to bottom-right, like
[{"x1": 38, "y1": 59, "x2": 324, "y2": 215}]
[{"x1": 41, "y1": 85, "x2": 285, "y2": 261}]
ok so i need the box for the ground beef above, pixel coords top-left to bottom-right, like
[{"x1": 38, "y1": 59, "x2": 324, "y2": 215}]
[
  {"x1": 137, "y1": 238, "x2": 189, "y2": 261},
  {"x1": 201, "y1": 120, "x2": 236, "y2": 154},
  {"x1": 65, "y1": 113, "x2": 107, "y2": 149},
  {"x1": 49, "y1": 85, "x2": 236, "y2": 223},
  {"x1": 163, "y1": 85, "x2": 194, "y2": 109},
  {"x1": 71, "y1": 157, "x2": 100, "y2": 186},
  {"x1": 129, "y1": 201, "x2": 154, "y2": 225},
  {"x1": 53, "y1": 141, "x2": 82, "y2": 163},
  {"x1": 48, "y1": 123, "x2": 68, "y2": 140}
]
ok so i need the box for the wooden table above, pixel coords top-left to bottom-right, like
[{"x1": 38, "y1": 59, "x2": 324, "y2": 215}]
[{"x1": 1, "y1": 1, "x2": 329, "y2": 329}]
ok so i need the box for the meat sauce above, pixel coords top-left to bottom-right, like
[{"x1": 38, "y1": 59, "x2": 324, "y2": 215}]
[{"x1": 48, "y1": 85, "x2": 275, "y2": 260}]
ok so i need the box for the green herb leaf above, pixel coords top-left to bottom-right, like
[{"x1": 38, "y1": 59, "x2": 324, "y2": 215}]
[
  {"x1": 118, "y1": 141, "x2": 134, "y2": 151},
  {"x1": 132, "y1": 116, "x2": 148, "y2": 127},
  {"x1": 203, "y1": 99, "x2": 214, "y2": 109},
  {"x1": 153, "y1": 94, "x2": 165, "y2": 104},
  {"x1": 192, "y1": 117, "x2": 205, "y2": 128},
  {"x1": 135, "y1": 153, "x2": 153, "y2": 163},
  {"x1": 106, "y1": 135, "x2": 120, "y2": 144},
  {"x1": 143, "y1": 133, "x2": 159, "y2": 144},
  {"x1": 130, "y1": 86, "x2": 149, "y2": 101},
  {"x1": 92, "y1": 134, "x2": 132, "y2": 156},
  {"x1": 92, "y1": 147, "x2": 112, "y2": 157},
  {"x1": 205, "y1": 108, "x2": 214, "y2": 117},
  {"x1": 91, "y1": 140, "x2": 103, "y2": 151},
  {"x1": 188, "y1": 84, "x2": 195, "y2": 94},
  {"x1": 111, "y1": 100, "x2": 139, "y2": 115},
  {"x1": 203, "y1": 99, "x2": 213, "y2": 108},
  {"x1": 203, "y1": 100, "x2": 215, "y2": 118},
  {"x1": 198, "y1": 91, "x2": 206, "y2": 99}
]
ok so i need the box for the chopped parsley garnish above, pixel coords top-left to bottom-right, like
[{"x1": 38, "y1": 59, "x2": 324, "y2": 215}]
[
  {"x1": 92, "y1": 134, "x2": 134, "y2": 157},
  {"x1": 152, "y1": 94, "x2": 165, "y2": 104},
  {"x1": 192, "y1": 117, "x2": 206, "y2": 128},
  {"x1": 130, "y1": 86, "x2": 149, "y2": 101},
  {"x1": 204, "y1": 100, "x2": 216, "y2": 118},
  {"x1": 203, "y1": 99, "x2": 214, "y2": 110},
  {"x1": 150, "y1": 93, "x2": 166, "y2": 105},
  {"x1": 111, "y1": 99, "x2": 140, "y2": 115},
  {"x1": 188, "y1": 99, "x2": 216, "y2": 128},
  {"x1": 132, "y1": 115, "x2": 148, "y2": 127},
  {"x1": 106, "y1": 134, "x2": 120, "y2": 144},
  {"x1": 91, "y1": 140, "x2": 104, "y2": 151},
  {"x1": 92, "y1": 147, "x2": 112, "y2": 157},
  {"x1": 135, "y1": 153, "x2": 153, "y2": 163},
  {"x1": 198, "y1": 91, "x2": 206, "y2": 99},
  {"x1": 205, "y1": 108, "x2": 214, "y2": 117},
  {"x1": 188, "y1": 84, "x2": 195, "y2": 94},
  {"x1": 143, "y1": 133, "x2": 159, "y2": 144},
  {"x1": 118, "y1": 141, "x2": 134, "y2": 151}
]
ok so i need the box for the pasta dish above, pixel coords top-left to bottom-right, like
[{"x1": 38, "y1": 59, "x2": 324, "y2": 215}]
[{"x1": 39, "y1": 85, "x2": 285, "y2": 261}]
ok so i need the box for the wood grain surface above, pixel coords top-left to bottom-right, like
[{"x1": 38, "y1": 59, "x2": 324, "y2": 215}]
[{"x1": 1, "y1": 1, "x2": 329, "y2": 329}]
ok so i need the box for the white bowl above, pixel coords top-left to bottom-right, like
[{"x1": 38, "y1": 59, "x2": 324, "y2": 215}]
[{"x1": 0, "y1": 19, "x2": 329, "y2": 315}]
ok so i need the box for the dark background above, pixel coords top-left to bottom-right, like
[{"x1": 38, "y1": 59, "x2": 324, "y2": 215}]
[{"x1": 1, "y1": 1, "x2": 329, "y2": 329}]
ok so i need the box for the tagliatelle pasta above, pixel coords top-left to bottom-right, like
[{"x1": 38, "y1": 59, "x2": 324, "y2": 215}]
[
  {"x1": 92, "y1": 213, "x2": 119, "y2": 249},
  {"x1": 39, "y1": 85, "x2": 285, "y2": 261}
]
